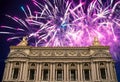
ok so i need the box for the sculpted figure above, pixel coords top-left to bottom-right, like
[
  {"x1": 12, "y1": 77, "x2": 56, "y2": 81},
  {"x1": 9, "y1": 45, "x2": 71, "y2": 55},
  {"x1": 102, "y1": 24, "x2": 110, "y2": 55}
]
[{"x1": 18, "y1": 36, "x2": 28, "y2": 46}]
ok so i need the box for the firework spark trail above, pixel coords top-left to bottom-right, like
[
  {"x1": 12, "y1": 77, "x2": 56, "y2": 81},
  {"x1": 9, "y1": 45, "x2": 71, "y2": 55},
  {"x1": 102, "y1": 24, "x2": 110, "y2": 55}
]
[{"x1": 0, "y1": 0, "x2": 120, "y2": 60}]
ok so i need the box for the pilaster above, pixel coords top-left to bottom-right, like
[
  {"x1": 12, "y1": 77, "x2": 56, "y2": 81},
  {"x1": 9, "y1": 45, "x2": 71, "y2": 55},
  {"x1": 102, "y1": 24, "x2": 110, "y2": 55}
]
[{"x1": 8, "y1": 62, "x2": 13, "y2": 80}]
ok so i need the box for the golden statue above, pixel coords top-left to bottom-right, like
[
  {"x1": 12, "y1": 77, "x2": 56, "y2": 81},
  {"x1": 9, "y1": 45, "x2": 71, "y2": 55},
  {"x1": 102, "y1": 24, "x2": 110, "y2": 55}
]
[
  {"x1": 17, "y1": 36, "x2": 28, "y2": 46},
  {"x1": 92, "y1": 37, "x2": 101, "y2": 46}
]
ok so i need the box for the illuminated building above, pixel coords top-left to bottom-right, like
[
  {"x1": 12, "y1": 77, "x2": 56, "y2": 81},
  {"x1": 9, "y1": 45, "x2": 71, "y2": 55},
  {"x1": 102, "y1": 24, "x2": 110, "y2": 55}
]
[{"x1": 2, "y1": 37, "x2": 118, "y2": 82}]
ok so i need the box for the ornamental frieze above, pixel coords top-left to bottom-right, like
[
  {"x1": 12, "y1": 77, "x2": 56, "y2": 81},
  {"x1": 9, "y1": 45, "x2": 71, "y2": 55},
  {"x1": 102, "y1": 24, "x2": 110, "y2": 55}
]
[
  {"x1": 30, "y1": 50, "x2": 40, "y2": 56},
  {"x1": 41, "y1": 50, "x2": 52, "y2": 56},
  {"x1": 67, "y1": 50, "x2": 77, "y2": 56},
  {"x1": 54, "y1": 50, "x2": 65, "y2": 56},
  {"x1": 9, "y1": 46, "x2": 110, "y2": 58}
]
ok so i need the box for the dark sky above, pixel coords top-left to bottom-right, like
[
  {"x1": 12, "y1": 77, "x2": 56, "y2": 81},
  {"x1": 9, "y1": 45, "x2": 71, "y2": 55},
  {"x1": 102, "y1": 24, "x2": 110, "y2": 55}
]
[
  {"x1": 0, "y1": 0, "x2": 31, "y2": 81},
  {"x1": 0, "y1": 0, "x2": 120, "y2": 82}
]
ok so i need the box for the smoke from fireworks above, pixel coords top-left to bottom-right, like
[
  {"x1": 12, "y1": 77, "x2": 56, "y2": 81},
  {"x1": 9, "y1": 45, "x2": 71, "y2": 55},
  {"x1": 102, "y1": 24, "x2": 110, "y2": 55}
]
[{"x1": 0, "y1": 0, "x2": 120, "y2": 60}]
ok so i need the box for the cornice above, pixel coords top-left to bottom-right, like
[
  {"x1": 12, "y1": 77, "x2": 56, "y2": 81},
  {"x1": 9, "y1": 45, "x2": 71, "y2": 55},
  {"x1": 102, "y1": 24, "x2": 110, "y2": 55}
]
[
  {"x1": 10, "y1": 45, "x2": 109, "y2": 50},
  {"x1": 10, "y1": 46, "x2": 31, "y2": 49},
  {"x1": 89, "y1": 46, "x2": 109, "y2": 49}
]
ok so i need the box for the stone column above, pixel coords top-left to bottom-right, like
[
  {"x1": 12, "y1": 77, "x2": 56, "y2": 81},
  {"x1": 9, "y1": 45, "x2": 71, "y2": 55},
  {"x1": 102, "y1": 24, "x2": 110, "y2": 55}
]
[
  {"x1": 77, "y1": 63, "x2": 80, "y2": 82},
  {"x1": 64, "y1": 63, "x2": 66, "y2": 81},
  {"x1": 8, "y1": 62, "x2": 13, "y2": 80},
  {"x1": 80, "y1": 63, "x2": 83, "y2": 81},
  {"x1": 39, "y1": 63, "x2": 42, "y2": 81},
  {"x1": 36, "y1": 63, "x2": 39, "y2": 81}
]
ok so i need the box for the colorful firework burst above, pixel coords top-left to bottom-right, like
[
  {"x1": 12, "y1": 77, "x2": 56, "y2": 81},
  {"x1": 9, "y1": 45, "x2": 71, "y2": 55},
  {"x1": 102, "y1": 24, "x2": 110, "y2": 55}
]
[{"x1": 0, "y1": 0, "x2": 120, "y2": 60}]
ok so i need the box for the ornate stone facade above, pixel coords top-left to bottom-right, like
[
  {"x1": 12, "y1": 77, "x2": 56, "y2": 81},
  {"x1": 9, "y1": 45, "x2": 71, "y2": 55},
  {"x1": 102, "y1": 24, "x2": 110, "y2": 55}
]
[
  {"x1": 2, "y1": 37, "x2": 118, "y2": 82},
  {"x1": 2, "y1": 45, "x2": 118, "y2": 82}
]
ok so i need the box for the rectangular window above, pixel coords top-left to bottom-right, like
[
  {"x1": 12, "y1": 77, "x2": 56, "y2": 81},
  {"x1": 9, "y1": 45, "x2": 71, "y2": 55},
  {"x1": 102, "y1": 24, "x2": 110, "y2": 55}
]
[
  {"x1": 57, "y1": 70, "x2": 62, "y2": 81},
  {"x1": 100, "y1": 68, "x2": 106, "y2": 79},
  {"x1": 84, "y1": 69, "x2": 90, "y2": 80},
  {"x1": 13, "y1": 68, "x2": 19, "y2": 79},
  {"x1": 29, "y1": 69, "x2": 35, "y2": 80},
  {"x1": 70, "y1": 69, "x2": 76, "y2": 81},
  {"x1": 43, "y1": 69, "x2": 49, "y2": 80}
]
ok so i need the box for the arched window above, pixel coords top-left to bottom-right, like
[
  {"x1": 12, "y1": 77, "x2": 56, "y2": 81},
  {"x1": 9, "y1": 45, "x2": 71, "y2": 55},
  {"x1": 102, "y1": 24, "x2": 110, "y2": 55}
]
[
  {"x1": 43, "y1": 69, "x2": 49, "y2": 80},
  {"x1": 29, "y1": 69, "x2": 35, "y2": 80},
  {"x1": 42, "y1": 63, "x2": 49, "y2": 81},
  {"x1": 29, "y1": 63, "x2": 36, "y2": 80},
  {"x1": 100, "y1": 68, "x2": 106, "y2": 79},
  {"x1": 56, "y1": 63, "x2": 63, "y2": 81},
  {"x1": 84, "y1": 69, "x2": 90, "y2": 80},
  {"x1": 12, "y1": 62, "x2": 20, "y2": 80},
  {"x1": 99, "y1": 62, "x2": 107, "y2": 80},
  {"x1": 70, "y1": 69, "x2": 76, "y2": 81},
  {"x1": 13, "y1": 68, "x2": 19, "y2": 79},
  {"x1": 70, "y1": 63, "x2": 77, "y2": 81},
  {"x1": 57, "y1": 69, "x2": 63, "y2": 81},
  {"x1": 83, "y1": 63, "x2": 91, "y2": 81}
]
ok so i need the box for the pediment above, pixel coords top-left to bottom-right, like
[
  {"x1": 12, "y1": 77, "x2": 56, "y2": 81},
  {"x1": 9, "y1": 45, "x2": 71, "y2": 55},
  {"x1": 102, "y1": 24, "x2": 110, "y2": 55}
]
[{"x1": 8, "y1": 51, "x2": 28, "y2": 58}]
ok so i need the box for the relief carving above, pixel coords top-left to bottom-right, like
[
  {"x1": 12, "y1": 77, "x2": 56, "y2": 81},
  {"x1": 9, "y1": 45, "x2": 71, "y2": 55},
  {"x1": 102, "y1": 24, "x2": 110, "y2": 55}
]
[
  {"x1": 31, "y1": 50, "x2": 39, "y2": 56},
  {"x1": 67, "y1": 50, "x2": 77, "y2": 56},
  {"x1": 80, "y1": 50, "x2": 90, "y2": 56},
  {"x1": 41, "y1": 50, "x2": 51, "y2": 56},
  {"x1": 9, "y1": 52, "x2": 27, "y2": 57},
  {"x1": 54, "y1": 50, "x2": 65, "y2": 56}
]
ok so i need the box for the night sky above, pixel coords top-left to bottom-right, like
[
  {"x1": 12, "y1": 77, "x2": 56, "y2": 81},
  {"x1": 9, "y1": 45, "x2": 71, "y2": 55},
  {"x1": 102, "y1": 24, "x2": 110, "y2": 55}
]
[{"x1": 0, "y1": 0, "x2": 120, "y2": 82}]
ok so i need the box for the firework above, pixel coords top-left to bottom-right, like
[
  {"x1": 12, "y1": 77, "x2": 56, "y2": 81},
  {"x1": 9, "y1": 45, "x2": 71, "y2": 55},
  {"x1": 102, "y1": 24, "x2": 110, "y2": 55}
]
[{"x1": 0, "y1": 0, "x2": 120, "y2": 60}]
